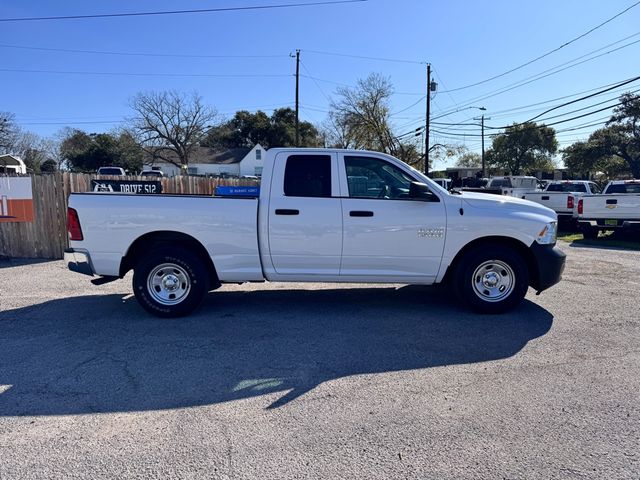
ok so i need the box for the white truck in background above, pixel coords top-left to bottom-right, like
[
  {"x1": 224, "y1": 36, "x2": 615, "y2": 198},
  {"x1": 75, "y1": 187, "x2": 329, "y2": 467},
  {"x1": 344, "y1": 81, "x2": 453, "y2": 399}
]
[
  {"x1": 462, "y1": 176, "x2": 539, "y2": 198},
  {"x1": 486, "y1": 176, "x2": 539, "y2": 198},
  {"x1": 575, "y1": 180, "x2": 640, "y2": 238},
  {"x1": 65, "y1": 148, "x2": 565, "y2": 318},
  {"x1": 522, "y1": 180, "x2": 601, "y2": 223}
]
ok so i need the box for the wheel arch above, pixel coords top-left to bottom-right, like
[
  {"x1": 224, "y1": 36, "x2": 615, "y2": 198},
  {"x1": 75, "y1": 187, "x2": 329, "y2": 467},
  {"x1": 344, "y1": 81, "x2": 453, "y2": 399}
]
[
  {"x1": 441, "y1": 236, "x2": 539, "y2": 288},
  {"x1": 120, "y1": 231, "x2": 221, "y2": 289}
]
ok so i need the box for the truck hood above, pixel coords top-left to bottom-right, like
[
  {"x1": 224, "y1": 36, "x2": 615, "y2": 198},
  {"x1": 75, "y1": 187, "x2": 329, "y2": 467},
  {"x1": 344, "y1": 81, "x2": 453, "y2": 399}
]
[{"x1": 461, "y1": 191, "x2": 556, "y2": 218}]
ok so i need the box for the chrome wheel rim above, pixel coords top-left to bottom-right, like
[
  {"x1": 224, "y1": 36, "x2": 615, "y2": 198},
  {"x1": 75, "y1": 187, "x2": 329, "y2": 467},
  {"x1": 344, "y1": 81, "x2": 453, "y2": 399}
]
[
  {"x1": 472, "y1": 260, "x2": 515, "y2": 303},
  {"x1": 147, "y1": 263, "x2": 191, "y2": 305}
]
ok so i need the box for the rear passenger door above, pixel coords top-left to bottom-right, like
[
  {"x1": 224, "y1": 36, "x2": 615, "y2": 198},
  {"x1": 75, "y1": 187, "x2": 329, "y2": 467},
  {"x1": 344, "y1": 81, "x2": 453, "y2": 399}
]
[{"x1": 267, "y1": 152, "x2": 343, "y2": 276}]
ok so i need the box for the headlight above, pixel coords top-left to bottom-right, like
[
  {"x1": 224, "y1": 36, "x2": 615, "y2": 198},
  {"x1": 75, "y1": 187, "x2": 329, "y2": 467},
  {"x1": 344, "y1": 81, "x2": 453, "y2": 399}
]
[{"x1": 536, "y1": 221, "x2": 557, "y2": 244}]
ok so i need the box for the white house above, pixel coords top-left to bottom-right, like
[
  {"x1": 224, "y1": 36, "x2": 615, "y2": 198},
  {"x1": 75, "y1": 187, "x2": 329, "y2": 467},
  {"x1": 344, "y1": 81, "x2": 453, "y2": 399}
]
[
  {"x1": 0, "y1": 154, "x2": 27, "y2": 174},
  {"x1": 146, "y1": 144, "x2": 265, "y2": 177}
]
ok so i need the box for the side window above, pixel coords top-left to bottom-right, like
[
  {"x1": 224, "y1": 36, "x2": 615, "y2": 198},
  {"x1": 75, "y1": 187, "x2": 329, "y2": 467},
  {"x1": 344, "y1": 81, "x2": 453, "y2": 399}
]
[
  {"x1": 590, "y1": 183, "x2": 601, "y2": 194},
  {"x1": 345, "y1": 156, "x2": 414, "y2": 200},
  {"x1": 283, "y1": 155, "x2": 332, "y2": 198}
]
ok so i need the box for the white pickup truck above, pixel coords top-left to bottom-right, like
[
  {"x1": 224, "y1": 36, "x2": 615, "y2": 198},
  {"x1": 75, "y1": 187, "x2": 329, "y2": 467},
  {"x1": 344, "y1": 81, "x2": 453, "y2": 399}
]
[
  {"x1": 65, "y1": 148, "x2": 565, "y2": 317},
  {"x1": 522, "y1": 180, "x2": 601, "y2": 222},
  {"x1": 575, "y1": 179, "x2": 640, "y2": 238}
]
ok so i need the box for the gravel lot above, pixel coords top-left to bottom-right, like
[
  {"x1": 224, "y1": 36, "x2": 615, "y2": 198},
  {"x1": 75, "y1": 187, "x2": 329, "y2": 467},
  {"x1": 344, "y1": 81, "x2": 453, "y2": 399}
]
[{"x1": 1, "y1": 242, "x2": 639, "y2": 479}]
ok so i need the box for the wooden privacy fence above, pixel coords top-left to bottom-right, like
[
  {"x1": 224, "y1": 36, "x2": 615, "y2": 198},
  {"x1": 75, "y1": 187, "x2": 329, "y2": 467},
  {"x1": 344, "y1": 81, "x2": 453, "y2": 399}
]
[{"x1": 0, "y1": 173, "x2": 259, "y2": 260}]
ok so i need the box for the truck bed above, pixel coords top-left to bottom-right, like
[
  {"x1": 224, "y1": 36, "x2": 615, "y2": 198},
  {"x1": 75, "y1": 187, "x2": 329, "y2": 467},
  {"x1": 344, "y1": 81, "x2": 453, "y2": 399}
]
[
  {"x1": 522, "y1": 192, "x2": 575, "y2": 218},
  {"x1": 69, "y1": 193, "x2": 263, "y2": 282}
]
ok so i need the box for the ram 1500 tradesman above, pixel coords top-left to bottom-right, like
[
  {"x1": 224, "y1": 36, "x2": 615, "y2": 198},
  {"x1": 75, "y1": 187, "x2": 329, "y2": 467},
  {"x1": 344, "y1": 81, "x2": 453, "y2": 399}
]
[{"x1": 65, "y1": 148, "x2": 566, "y2": 317}]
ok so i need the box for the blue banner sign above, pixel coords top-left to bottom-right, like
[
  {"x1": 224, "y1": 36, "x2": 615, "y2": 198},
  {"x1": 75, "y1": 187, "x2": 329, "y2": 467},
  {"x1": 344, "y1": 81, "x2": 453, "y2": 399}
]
[{"x1": 216, "y1": 186, "x2": 260, "y2": 197}]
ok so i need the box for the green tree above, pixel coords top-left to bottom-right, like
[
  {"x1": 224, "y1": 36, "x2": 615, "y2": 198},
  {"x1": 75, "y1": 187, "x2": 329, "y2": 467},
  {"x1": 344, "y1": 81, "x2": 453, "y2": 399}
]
[
  {"x1": 60, "y1": 130, "x2": 143, "y2": 173},
  {"x1": 202, "y1": 107, "x2": 321, "y2": 149},
  {"x1": 563, "y1": 93, "x2": 640, "y2": 179},
  {"x1": 40, "y1": 159, "x2": 57, "y2": 173},
  {"x1": 455, "y1": 151, "x2": 481, "y2": 168},
  {"x1": 486, "y1": 122, "x2": 557, "y2": 175}
]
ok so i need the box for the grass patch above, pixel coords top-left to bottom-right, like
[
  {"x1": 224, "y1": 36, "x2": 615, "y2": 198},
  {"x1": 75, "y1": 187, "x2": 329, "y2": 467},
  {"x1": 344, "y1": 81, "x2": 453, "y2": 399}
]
[{"x1": 558, "y1": 230, "x2": 640, "y2": 250}]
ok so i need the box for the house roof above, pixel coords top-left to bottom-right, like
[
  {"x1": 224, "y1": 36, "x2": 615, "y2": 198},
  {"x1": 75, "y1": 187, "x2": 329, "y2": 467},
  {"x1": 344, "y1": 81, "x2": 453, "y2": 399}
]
[
  {"x1": 0, "y1": 154, "x2": 26, "y2": 167},
  {"x1": 148, "y1": 146, "x2": 252, "y2": 165}
]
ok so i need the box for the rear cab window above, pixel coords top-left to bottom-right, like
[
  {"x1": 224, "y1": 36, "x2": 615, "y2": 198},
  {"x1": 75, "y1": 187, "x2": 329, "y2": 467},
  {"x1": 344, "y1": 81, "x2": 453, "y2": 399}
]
[
  {"x1": 283, "y1": 154, "x2": 332, "y2": 198},
  {"x1": 606, "y1": 183, "x2": 640, "y2": 194}
]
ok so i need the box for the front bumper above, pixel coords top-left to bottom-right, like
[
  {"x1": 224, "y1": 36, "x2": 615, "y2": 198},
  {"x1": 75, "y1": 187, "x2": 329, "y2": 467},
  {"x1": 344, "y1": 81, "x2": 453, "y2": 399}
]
[
  {"x1": 529, "y1": 242, "x2": 566, "y2": 292},
  {"x1": 64, "y1": 248, "x2": 94, "y2": 276}
]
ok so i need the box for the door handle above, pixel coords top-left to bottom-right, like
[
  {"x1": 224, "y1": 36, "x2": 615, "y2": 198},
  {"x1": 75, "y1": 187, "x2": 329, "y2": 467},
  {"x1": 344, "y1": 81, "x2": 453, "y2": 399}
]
[
  {"x1": 275, "y1": 209, "x2": 299, "y2": 215},
  {"x1": 349, "y1": 210, "x2": 374, "y2": 217}
]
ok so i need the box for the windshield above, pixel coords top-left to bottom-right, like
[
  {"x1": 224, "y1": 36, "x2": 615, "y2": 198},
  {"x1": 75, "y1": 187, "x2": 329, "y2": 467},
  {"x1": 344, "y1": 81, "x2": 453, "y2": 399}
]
[
  {"x1": 99, "y1": 168, "x2": 123, "y2": 175},
  {"x1": 489, "y1": 178, "x2": 512, "y2": 188}
]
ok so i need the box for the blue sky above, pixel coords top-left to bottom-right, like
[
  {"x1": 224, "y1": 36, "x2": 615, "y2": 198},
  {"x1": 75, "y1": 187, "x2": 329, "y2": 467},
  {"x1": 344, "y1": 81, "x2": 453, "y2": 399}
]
[{"x1": 1, "y1": 0, "x2": 639, "y2": 168}]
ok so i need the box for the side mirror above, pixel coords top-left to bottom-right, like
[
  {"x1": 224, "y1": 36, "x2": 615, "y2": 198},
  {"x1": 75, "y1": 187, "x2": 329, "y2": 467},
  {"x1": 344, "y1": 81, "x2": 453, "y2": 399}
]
[{"x1": 410, "y1": 181, "x2": 439, "y2": 202}]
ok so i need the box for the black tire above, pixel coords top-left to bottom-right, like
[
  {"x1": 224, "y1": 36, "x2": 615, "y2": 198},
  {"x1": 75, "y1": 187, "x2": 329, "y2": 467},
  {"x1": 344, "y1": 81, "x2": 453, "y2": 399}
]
[
  {"x1": 453, "y1": 246, "x2": 529, "y2": 314},
  {"x1": 133, "y1": 246, "x2": 210, "y2": 318},
  {"x1": 582, "y1": 227, "x2": 599, "y2": 240}
]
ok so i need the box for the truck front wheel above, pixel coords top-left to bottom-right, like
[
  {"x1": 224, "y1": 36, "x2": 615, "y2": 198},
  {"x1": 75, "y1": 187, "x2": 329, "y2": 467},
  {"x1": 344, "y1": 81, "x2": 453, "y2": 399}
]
[
  {"x1": 133, "y1": 247, "x2": 209, "y2": 318},
  {"x1": 453, "y1": 246, "x2": 529, "y2": 314}
]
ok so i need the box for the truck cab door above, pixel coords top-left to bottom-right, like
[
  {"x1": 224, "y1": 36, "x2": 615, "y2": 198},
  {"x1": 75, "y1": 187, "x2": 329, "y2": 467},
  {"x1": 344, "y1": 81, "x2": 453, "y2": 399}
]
[
  {"x1": 266, "y1": 152, "x2": 343, "y2": 276},
  {"x1": 338, "y1": 153, "x2": 446, "y2": 282}
]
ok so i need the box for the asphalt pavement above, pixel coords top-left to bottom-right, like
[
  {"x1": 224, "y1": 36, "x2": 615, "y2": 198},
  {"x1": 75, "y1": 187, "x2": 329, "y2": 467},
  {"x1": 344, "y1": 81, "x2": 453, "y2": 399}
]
[{"x1": 0, "y1": 242, "x2": 638, "y2": 479}]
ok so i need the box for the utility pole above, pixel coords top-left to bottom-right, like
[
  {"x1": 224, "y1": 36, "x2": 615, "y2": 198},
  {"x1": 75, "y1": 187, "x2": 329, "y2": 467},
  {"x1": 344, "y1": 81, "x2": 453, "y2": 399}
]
[
  {"x1": 472, "y1": 107, "x2": 488, "y2": 177},
  {"x1": 425, "y1": 63, "x2": 431, "y2": 176},
  {"x1": 295, "y1": 49, "x2": 300, "y2": 147},
  {"x1": 481, "y1": 114, "x2": 485, "y2": 178}
]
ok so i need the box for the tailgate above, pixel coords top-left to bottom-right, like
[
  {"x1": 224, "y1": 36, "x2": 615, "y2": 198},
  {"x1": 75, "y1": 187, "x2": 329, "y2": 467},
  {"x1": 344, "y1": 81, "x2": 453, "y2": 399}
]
[{"x1": 582, "y1": 195, "x2": 640, "y2": 219}]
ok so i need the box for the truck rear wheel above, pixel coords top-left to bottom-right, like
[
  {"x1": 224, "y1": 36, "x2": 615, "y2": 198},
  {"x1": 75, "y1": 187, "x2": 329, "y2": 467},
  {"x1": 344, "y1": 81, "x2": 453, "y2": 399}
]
[
  {"x1": 582, "y1": 227, "x2": 599, "y2": 240},
  {"x1": 133, "y1": 247, "x2": 209, "y2": 318},
  {"x1": 453, "y1": 246, "x2": 529, "y2": 314}
]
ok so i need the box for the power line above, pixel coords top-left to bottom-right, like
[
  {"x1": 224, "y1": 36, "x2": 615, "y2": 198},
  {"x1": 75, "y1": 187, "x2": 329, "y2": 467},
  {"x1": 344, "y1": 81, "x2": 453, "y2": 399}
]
[
  {"x1": 0, "y1": 43, "x2": 288, "y2": 59},
  {"x1": 18, "y1": 102, "x2": 297, "y2": 125},
  {"x1": 432, "y1": 91, "x2": 634, "y2": 131},
  {"x1": 525, "y1": 75, "x2": 640, "y2": 122},
  {"x1": 299, "y1": 75, "x2": 424, "y2": 96},
  {"x1": 303, "y1": 49, "x2": 424, "y2": 65},
  {"x1": 480, "y1": 80, "x2": 640, "y2": 119},
  {"x1": 435, "y1": 103, "x2": 621, "y2": 137},
  {"x1": 440, "y1": 1, "x2": 640, "y2": 93},
  {"x1": 0, "y1": 67, "x2": 291, "y2": 78},
  {"x1": 299, "y1": 60, "x2": 332, "y2": 103},
  {"x1": 436, "y1": 37, "x2": 640, "y2": 116},
  {"x1": 390, "y1": 95, "x2": 427, "y2": 116},
  {"x1": 0, "y1": 0, "x2": 367, "y2": 22}
]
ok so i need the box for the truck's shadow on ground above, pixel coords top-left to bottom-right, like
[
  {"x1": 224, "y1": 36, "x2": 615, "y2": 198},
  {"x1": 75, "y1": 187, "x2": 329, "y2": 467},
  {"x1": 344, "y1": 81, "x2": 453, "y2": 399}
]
[{"x1": 0, "y1": 286, "x2": 553, "y2": 415}]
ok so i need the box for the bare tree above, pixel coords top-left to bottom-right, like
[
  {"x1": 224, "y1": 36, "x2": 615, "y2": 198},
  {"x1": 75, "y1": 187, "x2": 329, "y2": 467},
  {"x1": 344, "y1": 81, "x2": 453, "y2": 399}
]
[
  {"x1": 0, "y1": 112, "x2": 19, "y2": 153},
  {"x1": 329, "y1": 73, "x2": 397, "y2": 154},
  {"x1": 129, "y1": 91, "x2": 218, "y2": 169},
  {"x1": 327, "y1": 73, "x2": 426, "y2": 167},
  {"x1": 11, "y1": 131, "x2": 59, "y2": 172}
]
